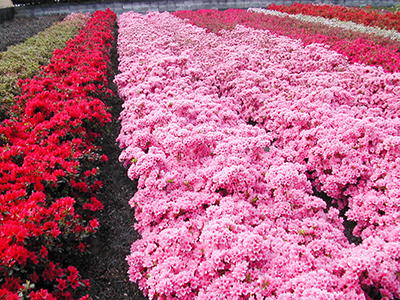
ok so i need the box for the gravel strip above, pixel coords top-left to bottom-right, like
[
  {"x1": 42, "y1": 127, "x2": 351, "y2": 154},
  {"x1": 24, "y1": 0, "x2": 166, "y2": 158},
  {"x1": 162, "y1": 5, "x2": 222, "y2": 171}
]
[{"x1": 0, "y1": 13, "x2": 66, "y2": 52}]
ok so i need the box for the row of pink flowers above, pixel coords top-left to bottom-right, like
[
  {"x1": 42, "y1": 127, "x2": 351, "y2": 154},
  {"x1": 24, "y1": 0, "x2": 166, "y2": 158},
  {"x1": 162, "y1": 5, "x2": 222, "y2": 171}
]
[
  {"x1": 173, "y1": 9, "x2": 400, "y2": 73},
  {"x1": 0, "y1": 9, "x2": 116, "y2": 300},
  {"x1": 116, "y1": 11, "x2": 400, "y2": 299}
]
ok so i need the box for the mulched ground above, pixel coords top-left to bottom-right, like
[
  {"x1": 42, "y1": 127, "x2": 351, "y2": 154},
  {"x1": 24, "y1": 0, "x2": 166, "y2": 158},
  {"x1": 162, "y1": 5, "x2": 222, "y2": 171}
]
[{"x1": 76, "y1": 25, "x2": 147, "y2": 300}]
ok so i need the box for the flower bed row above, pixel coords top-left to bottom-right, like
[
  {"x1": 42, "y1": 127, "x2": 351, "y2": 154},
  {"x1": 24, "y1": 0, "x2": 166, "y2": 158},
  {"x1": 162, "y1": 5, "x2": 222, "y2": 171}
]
[
  {"x1": 249, "y1": 8, "x2": 400, "y2": 42},
  {"x1": 116, "y1": 11, "x2": 400, "y2": 299},
  {"x1": 0, "y1": 12, "x2": 90, "y2": 122},
  {"x1": 267, "y1": 3, "x2": 400, "y2": 32},
  {"x1": 173, "y1": 9, "x2": 400, "y2": 73},
  {"x1": 0, "y1": 9, "x2": 116, "y2": 300}
]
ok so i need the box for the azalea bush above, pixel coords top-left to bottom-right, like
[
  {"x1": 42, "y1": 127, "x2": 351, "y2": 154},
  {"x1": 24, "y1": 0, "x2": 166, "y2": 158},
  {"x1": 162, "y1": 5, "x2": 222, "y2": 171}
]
[
  {"x1": 0, "y1": 12, "x2": 90, "y2": 122},
  {"x1": 249, "y1": 8, "x2": 400, "y2": 42},
  {"x1": 116, "y1": 11, "x2": 400, "y2": 299},
  {"x1": 174, "y1": 9, "x2": 400, "y2": 73},
  {"x1": 0, "y1": 9, "x2": 116, "y2": 299},
  {"x1": 267, "y1": 3, "x2": 400, "y2": 32}
]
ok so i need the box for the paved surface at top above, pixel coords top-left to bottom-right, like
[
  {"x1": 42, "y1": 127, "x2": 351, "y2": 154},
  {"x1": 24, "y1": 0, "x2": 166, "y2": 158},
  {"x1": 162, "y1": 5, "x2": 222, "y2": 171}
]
[
  {"x1": 11, "y1": 0, "x2": 400, "y2": 17},
  {"x1": 0, "y1": 0, "x2": 13, "y2": 8}
]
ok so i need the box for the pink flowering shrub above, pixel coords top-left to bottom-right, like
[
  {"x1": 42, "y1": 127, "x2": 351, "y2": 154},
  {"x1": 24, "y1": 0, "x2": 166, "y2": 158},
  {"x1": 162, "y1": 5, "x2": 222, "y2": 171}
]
[
  {"x1": 116, "y1": 11, "x2": 400, "y2": 299},
  {"x1": 174, "y1": 9, "x2": 400, "y2": 73}
]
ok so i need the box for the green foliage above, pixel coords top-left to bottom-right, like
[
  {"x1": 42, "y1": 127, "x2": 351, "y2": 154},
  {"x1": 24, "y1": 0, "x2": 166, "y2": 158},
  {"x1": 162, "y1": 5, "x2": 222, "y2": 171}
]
[{"x1": 370, "y1": 5, "x2": 400, "y2": 12}]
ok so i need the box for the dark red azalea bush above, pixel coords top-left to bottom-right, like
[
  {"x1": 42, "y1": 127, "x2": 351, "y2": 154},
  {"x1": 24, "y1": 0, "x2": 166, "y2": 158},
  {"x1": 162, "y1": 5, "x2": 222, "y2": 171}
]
[
  {"x1": 174, "y1": 9, "x2": 400, "y2": 73},
  {"x1": 268, "y1": 2, "x2": 400, "y2": 32},
  {"x1": 0, "y1": 9, "x2": 116, "y2": 299}
]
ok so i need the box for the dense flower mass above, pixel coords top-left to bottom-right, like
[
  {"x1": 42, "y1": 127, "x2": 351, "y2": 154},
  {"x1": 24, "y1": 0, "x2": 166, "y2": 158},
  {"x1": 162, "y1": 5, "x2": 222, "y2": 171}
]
[
  {"x1": 174, "y1": 8, "x2": 400, "y2": 73},
  {"x1": 267, "y1": 3, "x2": 400, "y2": 32},
  {"x1": 116, "y1": 10, "x2": 400, "y2": 300},
  {"x1": 0, "y1": 9, "x2": 116, "y2": 299},
  {"x1": 249, "y1": 8, "x2": 400, "y2": 42}
]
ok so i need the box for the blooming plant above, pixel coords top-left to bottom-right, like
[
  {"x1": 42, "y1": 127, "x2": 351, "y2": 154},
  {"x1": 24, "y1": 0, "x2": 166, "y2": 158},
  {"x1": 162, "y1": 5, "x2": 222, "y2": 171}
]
[
  {"x1": 116, "y1": 11, "x2": 400, "y2": 299},
  {"x1": 267, "y1": 3, "x2": 400, "y2": 32},
  {"x1": 0, "y1": 9, "x2": 116, "y2": 299},
  {"x1": 249, "y1": 8, "x2": 400, "y2": 42},
  {"x1": 174, "y1": 9, "x2": 400, "y2": 73}
]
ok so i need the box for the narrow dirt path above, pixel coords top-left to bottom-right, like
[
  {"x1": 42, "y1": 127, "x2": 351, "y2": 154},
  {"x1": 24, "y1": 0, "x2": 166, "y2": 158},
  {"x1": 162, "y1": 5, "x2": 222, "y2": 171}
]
[{"x1": 77, "y1": 26, "x2": 148, "y2": 300}]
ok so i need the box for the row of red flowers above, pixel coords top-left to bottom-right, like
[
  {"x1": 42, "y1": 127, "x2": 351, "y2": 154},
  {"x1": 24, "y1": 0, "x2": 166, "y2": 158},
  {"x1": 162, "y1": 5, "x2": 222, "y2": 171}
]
[
  {"x1": 174, "y1": 8, "x2": 400, "y2": 73},
  {"x1": 268, "y1": 2, "x2": 400, "y2": 32},
  {"x1": 0, "y1": 9, "x2": 116, "y2": 300}
]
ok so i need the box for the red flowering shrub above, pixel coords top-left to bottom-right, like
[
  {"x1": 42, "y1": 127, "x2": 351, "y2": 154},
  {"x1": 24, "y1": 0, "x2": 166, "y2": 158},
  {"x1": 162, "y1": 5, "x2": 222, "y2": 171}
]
[
  {"x1": 0, "y1": 9, "x2": 116, "y2": 299},
  {"x1": 268, "y1": 2, "x2": 400, "y2": 32}
]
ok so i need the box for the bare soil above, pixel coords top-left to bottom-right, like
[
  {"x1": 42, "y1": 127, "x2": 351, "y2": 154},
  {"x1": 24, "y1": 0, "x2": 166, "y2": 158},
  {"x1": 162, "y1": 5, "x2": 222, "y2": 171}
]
[{"x1": 77, "y1": 25, "x2": 147, "y2": 299}]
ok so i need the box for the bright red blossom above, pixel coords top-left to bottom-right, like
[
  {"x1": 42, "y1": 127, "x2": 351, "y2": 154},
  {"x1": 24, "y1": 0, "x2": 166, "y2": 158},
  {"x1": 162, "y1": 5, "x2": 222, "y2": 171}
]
[{"x1": 0, "y1": 9, "x2": 116, "y2": 299}]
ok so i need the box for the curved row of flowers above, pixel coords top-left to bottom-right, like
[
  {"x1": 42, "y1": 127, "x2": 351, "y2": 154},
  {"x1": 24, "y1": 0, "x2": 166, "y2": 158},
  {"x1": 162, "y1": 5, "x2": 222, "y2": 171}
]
[
  {"x1": 0, "y1": 9, "x2": 115, "y2": 300},
  {"x1": 267, "y1": 3, "x2": 400, "y2": 32},
  {"x1": 249, "y1": 8, "x2": 400, "y2": 42},
  {"x1": 0, "y1": 13, "x2": 90, "y2": 122},
  {"x1": 116, "y1": 11, "x2": 400, "y2": 299},
  {"x1": 174, "y1": 9, "x2": 400, "y2": 73}
]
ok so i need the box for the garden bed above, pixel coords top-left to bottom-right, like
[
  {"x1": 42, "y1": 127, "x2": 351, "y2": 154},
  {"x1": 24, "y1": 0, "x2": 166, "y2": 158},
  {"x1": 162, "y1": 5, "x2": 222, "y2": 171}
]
[
  {"x1": 1, "y1": 4, "x2": 400, "y2": 300},
  {"x1": 0, "y1": 10, "x2": 146, "y2": 300}
]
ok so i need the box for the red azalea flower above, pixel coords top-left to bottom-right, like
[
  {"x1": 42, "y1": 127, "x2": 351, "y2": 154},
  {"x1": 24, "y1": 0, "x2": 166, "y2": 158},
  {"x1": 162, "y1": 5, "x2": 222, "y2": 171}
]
[
  {"x1": 29, "y1": 289, "x2": 57, "y2": 300},
  {"x1": 40, "y1": 245, "x2": 48, "y2": 259},
  {"x1": 31, "y1": 272, "x2": 39, "y2": 283},
  {"x1": 57, "y1": 278, "x2": 67, "y2": 292},
  {"x1": 89, "y1": 219, "x2": 99, "y2": 230},
  {"x1": 78, "y1": 242, "x2": 86, "y2": 252}
]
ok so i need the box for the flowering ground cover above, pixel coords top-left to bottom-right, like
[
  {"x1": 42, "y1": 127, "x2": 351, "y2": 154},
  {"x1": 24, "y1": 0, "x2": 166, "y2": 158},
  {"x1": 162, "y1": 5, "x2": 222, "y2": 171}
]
[
  {"x1": 267, "y1": 3, "x2": 400, "y2": 32},
  {"x1": 116, "y1": 10, "x2": 400, "y2": 300},
  {"x1": 2, "y1": 4, "x2": 400, "y2": 300},
  {"x1": 173, "y1": 9, "x2": 400, "y2": 73},
  {"x1": 0, "y1": 9, "x2": 117, "y2": 299}
]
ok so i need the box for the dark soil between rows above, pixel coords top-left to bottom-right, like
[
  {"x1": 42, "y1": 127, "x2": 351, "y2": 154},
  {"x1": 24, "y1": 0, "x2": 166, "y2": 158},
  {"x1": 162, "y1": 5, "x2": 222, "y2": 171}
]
[{"x1": 75, "y1": 25, "x2": 147, "y2": 300}]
